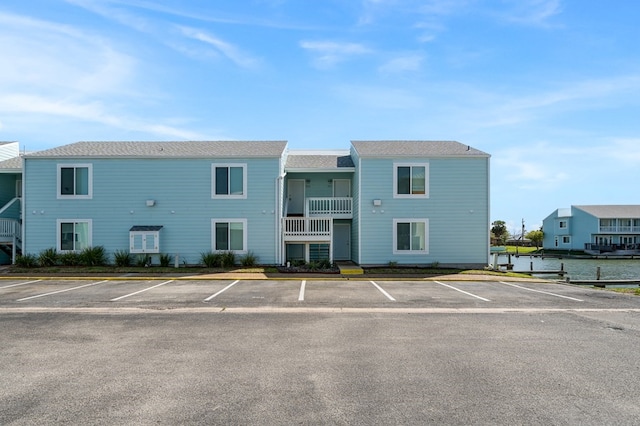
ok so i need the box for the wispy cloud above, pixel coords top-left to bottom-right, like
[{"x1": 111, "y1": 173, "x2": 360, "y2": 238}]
[
  {"x1": 178, "y1": 26, "x2": 261, "y2": 69},
  {"x1": 379, "y1": 54, "x2": 424, "y2": 74},
  {"x1": 333, "y1": 84, "x2": 423, "y2": 109},
  {"x1": 498, "y1": 0, "x2": 563, "y2": 27},
  {"x1": 300, "y1": 41, "x2": 372, "y2": 68}
]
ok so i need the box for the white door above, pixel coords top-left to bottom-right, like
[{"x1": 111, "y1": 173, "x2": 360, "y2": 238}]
[
  {"x1": 287, "y1": 179, "x2": 305, "y2": 215},
  {"x1": 333, "y1": 179, "x2": 351, "y2": 197},
  {"x1": 333, "y1": 223, "x2": 351, "y2": 260}
]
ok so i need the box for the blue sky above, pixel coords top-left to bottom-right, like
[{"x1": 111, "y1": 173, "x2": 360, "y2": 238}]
[{"x1": 1, "y1": 0, "x2": 639, "y2": 236}]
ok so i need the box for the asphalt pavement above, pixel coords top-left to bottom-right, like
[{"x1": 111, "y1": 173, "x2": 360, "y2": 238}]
[{"x1": 1, "y1": 276, "x2": 639, "y2": 425}]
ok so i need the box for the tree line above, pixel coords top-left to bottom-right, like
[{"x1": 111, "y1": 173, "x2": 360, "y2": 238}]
[{"x1": 491, "y1": 220, "x2": 543, "y2": 248}]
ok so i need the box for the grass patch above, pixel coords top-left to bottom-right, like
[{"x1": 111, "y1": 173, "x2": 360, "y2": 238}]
[{"x1": 611, "y1": 288, "x2": 640, "y2": 296}]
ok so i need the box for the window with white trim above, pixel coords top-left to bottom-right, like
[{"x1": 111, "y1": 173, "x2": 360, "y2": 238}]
[
  {"x1": 393, "y1": 163, "x2": 428, "y2": 198},
  {"x1": 57, "y1": 219, "x2": 92, "y2": 252},
  {"x1": 57, "y1": 164, "x2": 92, "y2": 199},
  {"x1": 212, "y1": 164, "x2": 247, "y2": 198},
  {"x1": 559, "y1": 220, "x2": 567, "y2": 229},
  {"x1": 562, "y1": 236, "x2": 571, "y2": 244},
  {"x1": 393, "y1": 219, "x2": 429, "y2": 254},
  {"x1": 212, "y1": 219, "x2": 247, "y2": 253}
]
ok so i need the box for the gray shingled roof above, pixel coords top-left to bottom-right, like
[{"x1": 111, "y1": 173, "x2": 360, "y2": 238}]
[
  {"x1": 25, "y1": 141, "x2": 288, "y2": 158},
  {"x1": 575, "y1": 205, "x2": 640, "y2": 218},
  {"x1": 351, "y1": 140, "x2": 489, "y2": 157},
  {"x1": 0, "y1": 156, "x2": 22, "y2": 171},
  {"x1": 286, "y1": 153, "x2": 355, "y2": 170}
]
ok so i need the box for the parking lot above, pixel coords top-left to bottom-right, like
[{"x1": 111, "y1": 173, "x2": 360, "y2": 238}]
[
  {"x1": 1, "y1": 276, "x2": 639, "y2": 312},
  {"x1": 2, "y1": 277, "x2": 640, "y2": 425}
]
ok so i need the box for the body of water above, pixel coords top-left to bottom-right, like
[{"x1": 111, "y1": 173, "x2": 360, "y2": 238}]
[{"x1": 497, "y1": 254, "x2": 640, "y2": 281}]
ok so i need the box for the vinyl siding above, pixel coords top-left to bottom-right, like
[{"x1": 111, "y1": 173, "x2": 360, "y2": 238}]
[
  {"x1": 23, "y1": 157, "x2": 280, "y2": 264},
  {"x1": 350, "y1": 146, "x2": 361, "y2": 264},
  {"x1": 358, "y1": 157, "x2": 489, "y2": 266}
]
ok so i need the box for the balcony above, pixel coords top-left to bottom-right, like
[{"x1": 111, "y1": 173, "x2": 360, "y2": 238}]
[
  {"x1": 283, "y1": 217, "x2": 331, "y2": 241},
  {"x1": 306, "y1": 197, "x2": 352, "y2": 219}
]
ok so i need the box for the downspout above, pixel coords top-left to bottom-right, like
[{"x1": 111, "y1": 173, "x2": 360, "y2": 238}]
[{"x1": 20, "y1": 158, "x2": 25, "y2": 263}]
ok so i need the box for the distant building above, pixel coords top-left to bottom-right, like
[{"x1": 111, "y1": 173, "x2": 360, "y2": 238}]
[{"x1": 542, "y1": 205, "x2": 640, "y2": 255}]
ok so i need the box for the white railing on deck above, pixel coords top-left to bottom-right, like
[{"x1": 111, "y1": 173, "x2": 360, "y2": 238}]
[
  {"x1": 0, "y1": 219, "x2": 20, "y2": 238},
  {"x1": 306, "y1": 197, "x2": 352, "y2": 218},
  {"x1": 283, "y1": 217, "x2": 331, "y2": 237}
]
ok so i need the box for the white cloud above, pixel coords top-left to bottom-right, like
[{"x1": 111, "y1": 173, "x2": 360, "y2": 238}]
[
  {"x1": 499, "y1": 0, "x2": 563, "y2": 27},
  {"x1": 179, "y1": 26, "x2": 261, "y2": 69},
  {"x1": 300, "y1": 40, "x2": 372, "y2": 68},
  {"x1": 379, "y1": 54, "x2": 424, "y2": 74}
]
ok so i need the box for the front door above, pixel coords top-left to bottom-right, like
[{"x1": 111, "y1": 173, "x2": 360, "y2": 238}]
[
  {"x1": 333, "y1": 179, "x2": 351, "y2": 197},
  {"x1": 333, "y1": 223, "x2": 351, "y2": 260},
  {"x1": 287, "y1": 179, "x2": 305, "y2": 216}
]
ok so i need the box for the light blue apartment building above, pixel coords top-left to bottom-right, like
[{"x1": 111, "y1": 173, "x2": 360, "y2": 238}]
[
  {"x1": 2, "y1": 140, "x2": 491, "y2": 267},
  {"x1": 543, "y1": 205, "x2": 640, "y2": 255}
]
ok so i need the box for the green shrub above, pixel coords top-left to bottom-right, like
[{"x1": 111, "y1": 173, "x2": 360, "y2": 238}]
[
  {"x1": 38, "y1": 247, "x2": 59, "y2": 267},
  {"x1": 15, "y1": 253, "x2": 38, "y2": 268},
  {"x1": 113, "y1": 250, "x2": 132, "y2": 267},
  {"x1": 388, "y1": 261, "x2": 398, "y2": 268},
  {"x1": 79, "y1": 246, "x2": 107, "y2": 266},
  {"x1": 318, "y1": 258, "x2": 332, "y2": 269},
  {"x1": 59, "y1": 252, "x2": 81, "y2": 266},
  {"x1": 292, "y1": 259, "x2": 306, "y2": 267},
  {"x1": 241, "y1": 251, "x2": 258, "y2": 267},
  {"x1": 200, "y1": 251, "x2": 221, "y2": 268},
  {"x1": 220, "y1": 251, "x2": 236, "y2": 268},
  {"x1": 135, "y1": 254, "x2": 152, "y2": 267},
  {"x1": 159, "y1": 253, "x2": 172, "y2": 267},
  {"x1": 307, "y1": 261, "x2": 320, "y2": 271}
]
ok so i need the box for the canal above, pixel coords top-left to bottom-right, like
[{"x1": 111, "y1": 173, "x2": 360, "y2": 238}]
[{"x1": 498, "y1": 254, "x2": 640, "y2": 281}]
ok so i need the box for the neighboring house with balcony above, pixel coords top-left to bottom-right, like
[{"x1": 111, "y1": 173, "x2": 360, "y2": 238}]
[
  {"x1": 542, "y1": 205, "x2": 640, "y2": 255},
  {"x1": 16, "y1": 140, "x2": 490, "y2": 268}
]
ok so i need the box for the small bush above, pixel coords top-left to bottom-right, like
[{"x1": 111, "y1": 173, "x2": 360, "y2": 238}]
[
  {"x1": 38, "y1": 247, "x2": 59, "y2": 267},
  {"x1": 200, "y1": 251, "x2": 221, "y2": 268},
  {"x1": 59, "y1": 252, "x2": 81, "y2": 266},
  {"x1": 430, "y1": 261, "x2": 440, "y2": 268},
  {"x1": 241, "y1": 251, "x2": 258, "y2": 267},
  {"x1": 15, "y1": 253, "x2": 38, "y2": 268},
  {"x1": 159, "y1": 253, "x2": 172, "y2": 267},
  {"x1": 135, "y1": 254, "x2": 152, "y2": 267},
  {"x1": 113, "y1": 250, "x2": 132, "y2": 267},
  {"x1": 318, "y1": 258, "x2": 332, "y2": 269},
  {"x1": 307, "y1": 261, "x2": 320, "y2": 271},
  {"x1": 79, "y1": 246, "x2": 107, "y2": 266},
  {"x1": 220, "y1": 251, "x2": 236, "y2": 268},
  {"x1": 292, "y1": 259, "x2": 306, "y2": 267},
  {"x1": 388, "y1": 261, "x2": 398, "y2": 268}
]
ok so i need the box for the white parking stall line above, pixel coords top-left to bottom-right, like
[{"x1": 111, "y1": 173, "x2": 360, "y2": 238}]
[
  {"x1": 0, "y1": 279, "x2": 42, "y2": 289},
  {"x1": 204, "y1": 280, "x2": 240, "y2": 302},
  {"x1": 499, "y1": 281, "x2": 584, "y2": 302},
  {"x1": 17, "y1": 280, "x2": 108, "y2": 301},
  {"x1": 434, "y1": 281, "x2": 491, "y2": 302},
  {"x1": 298, "y1": 280, "x2": 306, "y2": 301},
  {"x1": 369, "y1": 281, "x2": 396, "y2": 301},
  {"x1": 111, "y1": 280, "x2": 174, "y2": 301}
]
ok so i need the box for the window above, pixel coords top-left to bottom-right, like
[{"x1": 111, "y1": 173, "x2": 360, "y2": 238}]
[
  {"x1": 394, "y1": 163, "x2": 428, "y2": 198},
  {"x1": 57, "y1": 219, "x2": 92, "y2": 252},
  {"x1": 559, "y1": 220, "x2": 567, "y2": 229},
  {"x1": 393, "y1": 219, "x2": 428, "y2": 254},
  {"x1": 57, "y1": 164, "x2": 92, "y2": 199},
  {"x1": 212, "y1": 164, "x2": 246, "y2": 198},
  {"x1": 212, "y1": 219, "x2": 247, "y2": 253},
  {"x1": 562, "y1": 236, "x2": 571, "y2": 244}
]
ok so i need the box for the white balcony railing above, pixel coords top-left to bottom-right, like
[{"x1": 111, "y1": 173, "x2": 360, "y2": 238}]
[
  {"x1": 0, "y1": 219, "x2": 20, "y2": 238},
  {"x1": 306, "y1": 197, "x2": 352, "y2": 218},
  {"x1": 283, "y1": 217, "x2": 331, "y2": 241}
]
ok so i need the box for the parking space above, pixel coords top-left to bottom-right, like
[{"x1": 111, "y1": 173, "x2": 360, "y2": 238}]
[{"x1": 0, "y1": 277, "x2": 639, "y2": 310}]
